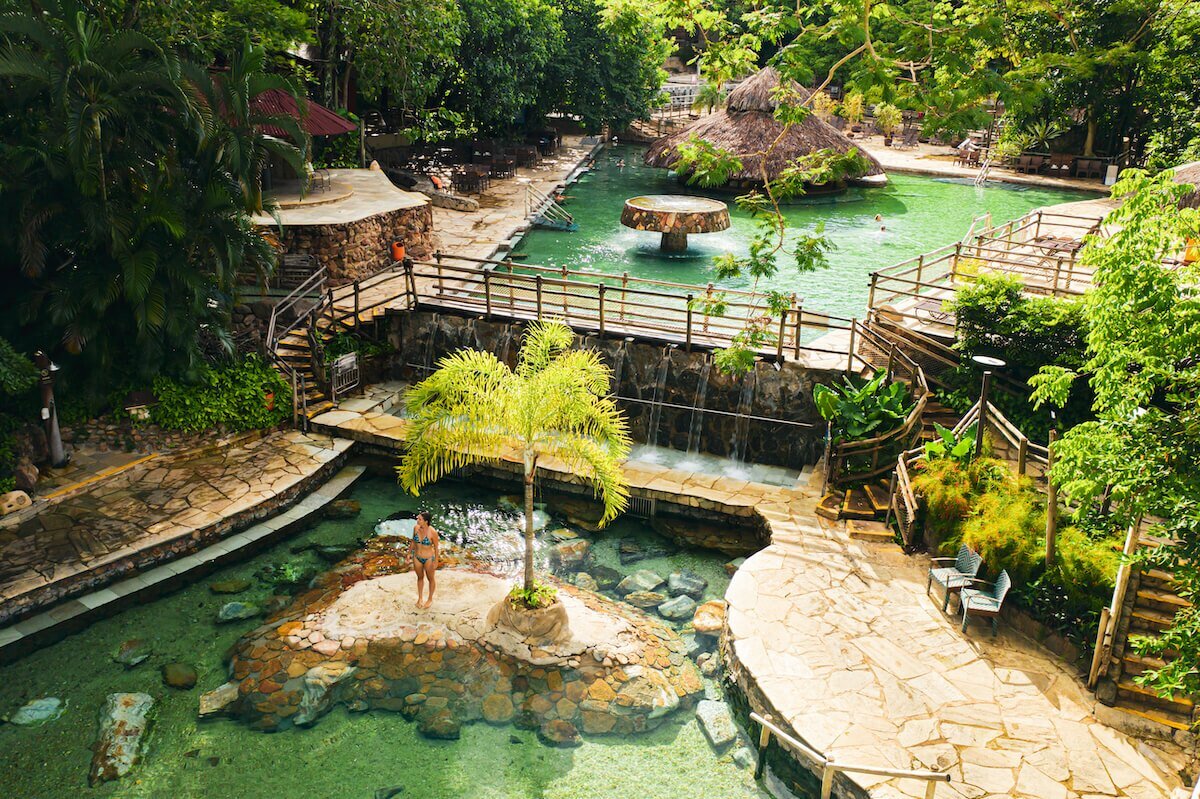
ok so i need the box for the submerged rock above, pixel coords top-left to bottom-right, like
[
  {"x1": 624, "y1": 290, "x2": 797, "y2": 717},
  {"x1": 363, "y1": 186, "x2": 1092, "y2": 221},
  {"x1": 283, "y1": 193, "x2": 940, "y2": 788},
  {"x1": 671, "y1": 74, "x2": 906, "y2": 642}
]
[
  {"x1": 209, "y1": 579, "x2": 251, "y2": 595},
  {"x1": 217, "y1": 601, "x2": 261, "y2": 623},
  {"x1": 697, "y1": 652, "x2": 721, "y2": 678},
  {"x1": 9, "y1": 697, "x2": 64, "y2": 726},
  {"x1": 588, "y1": 566, "x2": 622, "y2": 590},
  {"x1": 549, "y1": 539, "x2": 590, "y2": 570},
  {"x1": 313, "y1": 544, "x2": 357, "y2": 563},
  {"x1": 624, "y1": 590, "x2": 666, "y2": 609},
  {"x1": 89, "y1": 693, "x2": 153, "y2": 786},
  {"x1": 732, "y1": 746, "x2": 757, "y2": 770},
  {"x1": 162, "y1": 662, "x2": 198, "y2": 689},
  {"x1": 375, "y1": 786, "x2": 405, "y2": 799},
  {"x1": 571, "y1": 572, "x2": 599, "y2": 592},
  {"x1": 615, "y1": 569, "x2": 664, "y2": 595},
  {"x1": 667, "y1": 570, "x2": 708, "y2": 600},
  {"x1": 546, "y1": 528, "x2": 580, "y2": 543},
  {"x1": 417, "y1": 707, "x2": 461, "y2": 740},
  {"x1": 723, "y1": 557, "x2": 745, "y2": 576},
  {"x1": 375, "y1": 518, "x2": 417, "y2": 538},
  {"x1": 325, "y1": 499, "x2": 361, "y2": 519},
  {"x1": 113, "y1": 638, "x2": 151, "y2": 668},
  {"x1": 695, "y1": 699, "x2": 737, "y2": 752},
  {"x1": 657, "y1": 595, "x2": 697, "y2": 621},
  {"x1": 198, "y1": 682, "x2": 239, "y2": 718},
  {"x1": 538, "y1": 719, "x2": 581, "y2": 748},
  {"x1": 617, "y1": 538, "x2": 646, "y2": 565}
]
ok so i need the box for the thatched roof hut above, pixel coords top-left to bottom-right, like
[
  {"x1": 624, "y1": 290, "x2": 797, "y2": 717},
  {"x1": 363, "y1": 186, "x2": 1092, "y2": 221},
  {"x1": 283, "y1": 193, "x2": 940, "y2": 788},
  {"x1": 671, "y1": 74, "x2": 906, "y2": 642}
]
[
  {"x1": 643, "y1": 67, "x2": 886, "y2": 188},
  {"x1": 1172, "y1": 161, "x2": 1200, "y2": 209}
]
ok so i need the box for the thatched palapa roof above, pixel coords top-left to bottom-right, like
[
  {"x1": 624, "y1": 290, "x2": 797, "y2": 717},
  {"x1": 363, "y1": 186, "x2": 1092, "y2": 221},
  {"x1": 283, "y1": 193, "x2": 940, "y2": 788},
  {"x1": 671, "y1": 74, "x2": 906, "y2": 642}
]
[
  {"x1": 1172, "y1": 161, "x2": 1200, "y2": 209},
  {"x1": 644, "y1": 67, "x2": 886, "y2": 187}
]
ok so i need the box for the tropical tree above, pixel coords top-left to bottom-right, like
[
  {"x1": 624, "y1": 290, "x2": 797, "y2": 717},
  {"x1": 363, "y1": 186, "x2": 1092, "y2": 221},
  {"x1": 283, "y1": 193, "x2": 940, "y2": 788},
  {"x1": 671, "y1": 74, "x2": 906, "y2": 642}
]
[{"x1": 397, "y1": 321, "x2": 631, "y2": 598}]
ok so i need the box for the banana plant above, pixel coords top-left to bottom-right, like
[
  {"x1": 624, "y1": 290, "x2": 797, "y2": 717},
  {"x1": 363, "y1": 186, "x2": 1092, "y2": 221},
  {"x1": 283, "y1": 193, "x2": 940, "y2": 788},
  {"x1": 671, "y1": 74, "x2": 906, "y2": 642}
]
[{"x1": 813, "y1": 371, "x2": 913, "y2": 442}]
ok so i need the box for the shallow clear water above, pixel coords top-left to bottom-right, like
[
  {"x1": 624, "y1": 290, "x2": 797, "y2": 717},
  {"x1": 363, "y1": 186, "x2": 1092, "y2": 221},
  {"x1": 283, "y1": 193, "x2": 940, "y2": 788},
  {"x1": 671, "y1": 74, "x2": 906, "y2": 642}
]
[
  {"x1": 512, "y1": 145, "x2": 1088, "y2": 320},
  {"x1": 0, "y1": 473, "x2": 764, "y2": 799},
  {"x1": 628, "y1": 443, "x2": 800, "y2": 489}
]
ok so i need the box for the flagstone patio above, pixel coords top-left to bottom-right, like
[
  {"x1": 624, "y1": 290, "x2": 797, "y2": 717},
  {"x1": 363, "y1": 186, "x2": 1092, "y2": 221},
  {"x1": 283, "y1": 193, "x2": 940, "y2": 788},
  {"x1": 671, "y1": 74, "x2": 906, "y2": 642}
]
[{"x1": 0, "y1": 429, "x2": 353, "y2": 625}]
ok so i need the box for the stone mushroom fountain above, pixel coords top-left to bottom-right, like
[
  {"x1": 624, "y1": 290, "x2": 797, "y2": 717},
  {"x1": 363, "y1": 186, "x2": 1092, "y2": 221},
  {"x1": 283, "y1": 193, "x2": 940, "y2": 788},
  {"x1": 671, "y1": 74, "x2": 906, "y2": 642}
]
[{"x1": 620, "y1": 195, "x2": 731, "y2": 253}]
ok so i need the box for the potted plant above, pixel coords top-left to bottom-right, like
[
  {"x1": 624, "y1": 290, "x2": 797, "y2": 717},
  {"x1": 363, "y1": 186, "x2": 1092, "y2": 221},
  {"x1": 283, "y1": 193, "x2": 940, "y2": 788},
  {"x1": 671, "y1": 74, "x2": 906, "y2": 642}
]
[
  {"x1": 841, "y1": 91, "x2": 865, "y2": 134},
  {"x1": 398, "y1": 321, "x2": 631, "y2": 636},
  {"x1": 874, "y1": 103, "x2": 903, "y2": 146}
]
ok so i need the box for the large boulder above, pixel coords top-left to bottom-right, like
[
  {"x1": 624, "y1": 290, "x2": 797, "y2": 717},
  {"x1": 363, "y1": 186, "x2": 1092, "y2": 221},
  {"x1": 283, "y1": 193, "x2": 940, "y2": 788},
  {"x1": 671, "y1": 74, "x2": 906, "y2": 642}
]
[
  {"x1": 624, "y1": 590, "x2": 666, "y2": 610},
  {"x1": 667, "y1": 570, "x2": 708, "y2": 600},
  {"x1": 199, "y1": 682, "x2": 239, "y2": 719},
  {"x1": 615, "y1": 569, "x2": 664, "y2": 595},
  {"x1": 417, "y1": 707, "x2": 461, "y2": 739},
  {"x1": 89, "y1": 693, "x2": 153, "y2": 786},
  {"x1": 162, "y1": 662, "x2": 198, "y2": 690},
  {"x1": 588, "y1": 566, "x2": 622, "y2": 590},
  {"x1": 538, "y1": 719, "x2": 581, "y2": 748},
  {"x1": 549, "y1": 539, "x2": 590, "y2": 571},
  {"x1": 613, "y1": 666, "x2": 679, "y2": 719}
]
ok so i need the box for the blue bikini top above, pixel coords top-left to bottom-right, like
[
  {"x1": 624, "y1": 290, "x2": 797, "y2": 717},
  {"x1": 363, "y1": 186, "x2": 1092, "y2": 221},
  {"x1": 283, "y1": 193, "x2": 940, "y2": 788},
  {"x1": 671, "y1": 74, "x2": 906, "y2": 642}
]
[{"x1": 412, "y1": 530, "x2": 433, "y2": 546}]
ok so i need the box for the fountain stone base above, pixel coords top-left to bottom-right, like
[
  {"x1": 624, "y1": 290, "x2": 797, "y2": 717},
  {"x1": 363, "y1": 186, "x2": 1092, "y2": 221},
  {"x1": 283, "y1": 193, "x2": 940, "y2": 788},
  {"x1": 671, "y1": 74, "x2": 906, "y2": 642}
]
[
  {"x1": 660, "y1": 231, "x2": 688, "y2": 252},
  {"x1": 620, "y1": 195, "x2": 730, "y2": 253},
  {"x1": 201, "y1": 543, "x2": 702, "y2": 739}
]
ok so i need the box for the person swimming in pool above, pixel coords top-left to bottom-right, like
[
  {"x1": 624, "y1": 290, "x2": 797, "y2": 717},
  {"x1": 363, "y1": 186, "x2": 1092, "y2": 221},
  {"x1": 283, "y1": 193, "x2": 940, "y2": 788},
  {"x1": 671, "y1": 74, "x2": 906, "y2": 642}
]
[{"x1": 408, "y1": 510, "x2": 440, "y2": 608}]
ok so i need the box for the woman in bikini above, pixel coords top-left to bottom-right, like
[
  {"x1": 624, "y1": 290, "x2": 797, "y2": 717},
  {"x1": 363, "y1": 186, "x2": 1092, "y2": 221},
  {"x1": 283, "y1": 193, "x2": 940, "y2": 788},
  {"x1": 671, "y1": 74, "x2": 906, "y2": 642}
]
[{"x1": 408, "y1": 510, "x2": 441, "y2": 608}]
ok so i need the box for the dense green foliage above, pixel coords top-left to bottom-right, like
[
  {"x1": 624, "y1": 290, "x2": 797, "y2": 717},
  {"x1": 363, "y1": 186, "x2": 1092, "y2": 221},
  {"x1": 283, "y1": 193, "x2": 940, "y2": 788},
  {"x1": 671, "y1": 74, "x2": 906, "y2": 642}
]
[
  {"x1": 813, "y1": 370, "x2": 913, "y2": 442},
  {"x1": 1030, "y1": 170, "x2": 1200, "y2": 697},
  {"x1": 0, "y1": 336, "x2": 36, "y2": 397},
  {"x1": 911, "y1": 451, "x2": 1119, "y2": 652},
  {"x1": 0, "y1": 8, "x2": 305, "y2": 395},
  {"x1": 150, "y1": 356, "x2": 288, "y2": 433},
  {"x1": 940, "y1": 274, "x2": 1092, "y2": 441}
]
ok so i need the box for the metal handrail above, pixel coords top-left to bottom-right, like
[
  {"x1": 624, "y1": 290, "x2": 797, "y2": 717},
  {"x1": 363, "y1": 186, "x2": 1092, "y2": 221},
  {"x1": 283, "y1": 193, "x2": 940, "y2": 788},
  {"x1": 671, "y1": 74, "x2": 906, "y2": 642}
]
[{"x1": 750, "y1": 712, "x2": 950, "y2": 799}]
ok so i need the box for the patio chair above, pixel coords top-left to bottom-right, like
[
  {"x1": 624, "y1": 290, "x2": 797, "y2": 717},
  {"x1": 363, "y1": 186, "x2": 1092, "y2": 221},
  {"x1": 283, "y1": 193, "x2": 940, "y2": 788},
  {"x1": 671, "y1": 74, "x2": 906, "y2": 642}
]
[
  {"x1": 927, "y1": 544, "x2": 982, "y2": 612},
  {"x1": 896, "y1": 129, "x2": 920, "y2": 149},
  {"x1": 959, "y1": 570, "x2": 1012, "y2": 636}
]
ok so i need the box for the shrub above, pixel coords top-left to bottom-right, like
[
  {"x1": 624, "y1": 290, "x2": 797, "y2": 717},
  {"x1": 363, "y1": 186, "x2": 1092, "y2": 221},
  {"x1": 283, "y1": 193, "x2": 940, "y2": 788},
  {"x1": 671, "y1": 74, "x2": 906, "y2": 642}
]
[
  {"x1": 151, "y1": 355, "x2": 289, "y2": 433},
  {"x1": 959, "y1": 485, "x2": 1044, "y2": 584},
  {"x1": 509, "y1": 581, "x2": 558, "y2": 609},
  {"x1": 813, "y1": 370, "x2": 913, "y2": 442}
]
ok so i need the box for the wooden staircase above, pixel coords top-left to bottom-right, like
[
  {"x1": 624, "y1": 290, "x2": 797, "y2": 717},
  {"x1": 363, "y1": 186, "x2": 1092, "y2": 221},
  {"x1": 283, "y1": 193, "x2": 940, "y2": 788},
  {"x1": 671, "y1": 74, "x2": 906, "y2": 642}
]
[{"x1": 1104, "y1": 537, "x2": 1197, "y2": 733}]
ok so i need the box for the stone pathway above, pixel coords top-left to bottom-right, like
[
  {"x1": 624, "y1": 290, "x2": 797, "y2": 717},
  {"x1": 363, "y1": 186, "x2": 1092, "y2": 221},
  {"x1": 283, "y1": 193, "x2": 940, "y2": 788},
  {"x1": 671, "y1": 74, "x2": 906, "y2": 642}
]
[
  {"x1": 0, "y1": 430, "x2": 353, "y2": 624},
  {"x1": 310, "y1": 390, "x2": 1191, "y2": 799}
]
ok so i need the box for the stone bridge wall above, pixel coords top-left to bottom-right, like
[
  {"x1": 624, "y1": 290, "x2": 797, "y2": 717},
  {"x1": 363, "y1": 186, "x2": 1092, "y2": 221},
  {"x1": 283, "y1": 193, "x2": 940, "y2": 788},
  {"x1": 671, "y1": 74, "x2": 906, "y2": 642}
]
[{"x1": 385, "y1": 309, "x2": 842, "y2": 469}]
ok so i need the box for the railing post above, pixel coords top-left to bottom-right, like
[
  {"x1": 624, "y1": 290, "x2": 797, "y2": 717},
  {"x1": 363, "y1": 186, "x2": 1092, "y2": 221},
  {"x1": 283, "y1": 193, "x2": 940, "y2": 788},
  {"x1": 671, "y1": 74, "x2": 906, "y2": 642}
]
[
  {"x1": 867, "y1": 272, "x2": 878, "y2": 310},
  {"x1": 1017, "y1": 437, "x2": 1028, "y2": 476},
  {"x1": 560, "y1": 264, "x2": 568, "y2": 316},
  {"x1": 703, "y1": 283, "x2": 714, "y2": 332},
  {"x1": 975, "y1": 371, "x2": 993, "y2": 458},
  {"x1": 820, "y1": 761, "x2": 835, "y2": 799},
  {"x1": 886, "y1": 344, "x2": 897, "y2": 383},
  {"x1": 846, "y1": 321, "x2": 858, "y2": 373},
  {"x1": 507, "y1": 263, "x2": 515, "y2": 311},
  {"x1": 916, "y1": 253, "x2": 924, "y2": 289},
  {"x1": 1051, "y1": 258, "x2": 1062, "y2": 295},
  {"x1": 776, "y1": 313, "x2": 786, "y2": 359},
  {"x1": 353, "y1": 279, "x2": 360, "y2": 324},
  {"x1": 754, "y1": 723, "x2": 770, "y2": 779},
  {"x1": 484, "y1": 270, "x2": 492, "y2": 319},
  {"x1": 536, "y1": 275, "x2": 543, "y2": 319},
  {"x1": 685, "y1": 293, "x2": 693, "y2": 350},
  {"x1": 404, "y1": 259, "x2": 416, "y2": 306},
  {"x1": 924, "y1": 779, "x2": 938, "y2": 799},
  {"x1": 598, "y1": 283, "x2": 607, "y2": 335},
  {"x1": 950, "y1": 243, "x2": 961, "y2": 284}
]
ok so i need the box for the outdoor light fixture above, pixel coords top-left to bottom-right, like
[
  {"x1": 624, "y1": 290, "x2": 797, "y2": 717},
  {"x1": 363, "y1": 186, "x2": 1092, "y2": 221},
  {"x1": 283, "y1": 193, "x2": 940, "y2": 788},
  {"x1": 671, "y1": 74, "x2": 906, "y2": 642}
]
[
  {"x1": 33, "y1": 351, "x2": 69, "y2": 468},
  {"x1": 970, "y1": 355, "x2": 1007, "y2": 457}
]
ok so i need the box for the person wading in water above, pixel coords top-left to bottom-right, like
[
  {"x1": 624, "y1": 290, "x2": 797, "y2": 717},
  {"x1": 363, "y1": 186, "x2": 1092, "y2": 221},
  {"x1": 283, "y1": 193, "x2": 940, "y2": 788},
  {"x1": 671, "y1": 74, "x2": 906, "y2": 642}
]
[{"x1": 408, "y1": 510, "x2": 441, "y2": 608}]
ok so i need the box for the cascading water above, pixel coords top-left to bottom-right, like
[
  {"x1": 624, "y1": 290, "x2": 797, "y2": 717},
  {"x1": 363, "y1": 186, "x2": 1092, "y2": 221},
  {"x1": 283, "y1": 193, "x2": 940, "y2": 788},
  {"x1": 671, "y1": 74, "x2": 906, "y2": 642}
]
[
  {"x1": 644, "y1": 347, "x2": 673, "y2": 448},
  {"x1": 497, "y1": 325, "x2": 514, "y2": 366},
  {"x1": 729, "y1": 368, "x2": 758, "y2": 464},
  {"x1": 685, "y1": 361, "x2": 712, "y2": 455},
  {"x1": 421, "y1": 313, "x2": 441, "y2": 374},
  {"x1": 610, "y1": 339, "x2": 629, "y2": 397}
]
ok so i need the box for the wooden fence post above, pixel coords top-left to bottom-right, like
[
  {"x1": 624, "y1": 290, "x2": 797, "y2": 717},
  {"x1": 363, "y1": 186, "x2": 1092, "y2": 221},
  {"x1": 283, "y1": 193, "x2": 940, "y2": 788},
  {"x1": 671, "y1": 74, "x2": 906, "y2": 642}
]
[
  {"x1": 754, "y1": 723, "x2": 770, "y2": 779},
  {"x1": 685, "y1": 294, "x2": 693, "y2": 350},
  {"x1": 867, "y1": 273, "x2": 878, "y2": 311},
  {"x1": 536, "y1": 275, "x2": 543, "y2": 319},
  {"x1": 483, "y1": 270, "x2": 492, "y2": 318},
  {"x1": 776, "y1": 313, "x2": 786, "y2": 359},
  {"x1": 793, "y1": 306, "x2": 802, "y2": 359},
  {"x1": 598, "y1": 283, "x2": 607, "y2": 335},
  {"x1": 1045, "y1": 428, "x2": 1058, "y2": 565},
  {"x1": 620, "y1": 272, "x2": 629, "y2": 321},
  {"x1": 353, "y1": 280, "x2": 360, "y2": 324},
  {"x1": 435, "y1": 250, "x2": 444, "y2": 295}
]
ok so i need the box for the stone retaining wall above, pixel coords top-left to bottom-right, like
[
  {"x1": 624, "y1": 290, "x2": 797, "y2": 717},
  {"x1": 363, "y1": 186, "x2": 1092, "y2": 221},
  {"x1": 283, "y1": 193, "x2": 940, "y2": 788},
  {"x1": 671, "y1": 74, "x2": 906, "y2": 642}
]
[
  {"x1": 386, "y1": 310, "x2": 841, "y2": 469},
  {"x1": 277, "y1": 204, "x2": 437, "y2": 285}
]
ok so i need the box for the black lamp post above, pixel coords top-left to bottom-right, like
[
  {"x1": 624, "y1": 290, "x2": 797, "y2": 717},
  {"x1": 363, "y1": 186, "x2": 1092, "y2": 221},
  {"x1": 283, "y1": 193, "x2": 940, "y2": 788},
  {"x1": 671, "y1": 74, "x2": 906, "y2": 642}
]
[
  {"x1": 971, "y1": 354, "x2": 1007, "y2": 458},
  {"x1": 33, "y1": 351, "x2": 69, "y2": 468}
]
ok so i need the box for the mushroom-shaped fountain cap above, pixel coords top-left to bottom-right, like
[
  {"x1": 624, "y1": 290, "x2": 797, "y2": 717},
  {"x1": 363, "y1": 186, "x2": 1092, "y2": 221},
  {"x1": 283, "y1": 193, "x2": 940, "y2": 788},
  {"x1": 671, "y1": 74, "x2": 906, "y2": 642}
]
[{"x1": 620, "y1": 195, "x2": 730, "y2": 252}]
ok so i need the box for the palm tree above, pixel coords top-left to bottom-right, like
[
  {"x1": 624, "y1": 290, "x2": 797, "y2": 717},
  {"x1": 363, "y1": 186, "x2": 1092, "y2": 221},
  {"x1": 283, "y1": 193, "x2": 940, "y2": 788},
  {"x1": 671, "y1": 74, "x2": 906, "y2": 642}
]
[{"x1": 398, "y1": 321, "x2": 631, "y2": 597}]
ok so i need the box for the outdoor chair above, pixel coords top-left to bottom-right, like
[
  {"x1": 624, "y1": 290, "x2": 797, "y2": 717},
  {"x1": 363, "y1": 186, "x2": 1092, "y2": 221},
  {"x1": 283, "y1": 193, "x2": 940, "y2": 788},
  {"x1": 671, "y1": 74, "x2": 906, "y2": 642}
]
[
  {"x1": 451, "y1": 169, "x2": 482, "y2": 195},
  {"x1": 927, "y1": 544, "x2": 982, "y2": 612},
  {"x1": 960, "y1": 570, "x2": 1012, "y2": 636},
  {"x1": 896, "y1": 129, "x2": 920, "y2": 149},
  {"x1": 1046, "y1": 153, "x2": 1074, "y2": 176}
]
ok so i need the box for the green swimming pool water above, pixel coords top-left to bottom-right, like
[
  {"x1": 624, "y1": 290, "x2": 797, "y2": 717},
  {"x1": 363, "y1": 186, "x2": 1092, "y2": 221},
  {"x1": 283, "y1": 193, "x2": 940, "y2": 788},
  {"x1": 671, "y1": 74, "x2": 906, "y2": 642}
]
[
  {"x1": 0, "y1": 473, "x2": 765, "y2": 799},
  {"x1": 510, "y1": 145, "x2": 1090, "y2": 320}
]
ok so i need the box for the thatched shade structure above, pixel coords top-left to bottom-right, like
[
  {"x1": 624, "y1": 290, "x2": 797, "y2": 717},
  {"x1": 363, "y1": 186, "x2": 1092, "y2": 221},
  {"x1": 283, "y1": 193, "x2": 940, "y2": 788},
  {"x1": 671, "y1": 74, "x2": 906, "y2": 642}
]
[
  {"x1": 643, "y1": 67, "x2": 886, "y2": 189},
  {"x1": 1172, "y1": 161, "x2": 1200, "y2": 209}
]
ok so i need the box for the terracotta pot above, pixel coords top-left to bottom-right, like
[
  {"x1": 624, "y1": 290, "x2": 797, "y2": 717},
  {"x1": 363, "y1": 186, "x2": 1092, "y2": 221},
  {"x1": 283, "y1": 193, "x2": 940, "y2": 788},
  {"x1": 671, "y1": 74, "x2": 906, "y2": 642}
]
[
  {"x1": 264, "y1": 391, "x2": 275, "y2": 411},
  {"x1": 390, "y1": 241, "x2": 406, "y2": 262}
]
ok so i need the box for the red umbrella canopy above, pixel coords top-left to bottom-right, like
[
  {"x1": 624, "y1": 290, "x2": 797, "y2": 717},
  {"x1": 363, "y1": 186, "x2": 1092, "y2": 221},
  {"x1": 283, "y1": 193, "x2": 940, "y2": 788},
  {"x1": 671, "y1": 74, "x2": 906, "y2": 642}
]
[{"x1": 250, "y1": 89, "x2": 357, "y2": 137}]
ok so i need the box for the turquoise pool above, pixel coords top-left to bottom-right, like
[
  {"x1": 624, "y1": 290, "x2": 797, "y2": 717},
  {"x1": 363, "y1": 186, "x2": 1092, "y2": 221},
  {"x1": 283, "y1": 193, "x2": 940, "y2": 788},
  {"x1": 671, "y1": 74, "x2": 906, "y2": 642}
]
[
  {"x1": 0, "y1": 473, "x2": 765, "y2": 799},
  {"x1": 510, "y1": 145, "x2": 1089, "y2": 320}
]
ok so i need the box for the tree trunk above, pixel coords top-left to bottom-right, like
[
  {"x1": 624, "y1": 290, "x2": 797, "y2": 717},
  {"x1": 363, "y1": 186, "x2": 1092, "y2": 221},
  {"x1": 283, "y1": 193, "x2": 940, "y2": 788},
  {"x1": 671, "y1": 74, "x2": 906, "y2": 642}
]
[
  {"x1": 523, "y1": 450, "x2": 537, "y2": 592},
  {"x1": 1083, "y1": 111, "x2": 1098, "y2": 158},
  {"x1": 1045, "y1": 428, "x2": 1058, "y2": 566}
]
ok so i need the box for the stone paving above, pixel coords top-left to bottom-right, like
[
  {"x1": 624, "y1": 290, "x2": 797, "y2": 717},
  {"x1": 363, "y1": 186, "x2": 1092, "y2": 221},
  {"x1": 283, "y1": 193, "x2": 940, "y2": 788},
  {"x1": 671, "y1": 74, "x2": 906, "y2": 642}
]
[
  {"x1": 311, "y1": 391, "x2": 1191, "y2": 799},
  {"x1": 0, "y1": 430, "x2": 353, "y2": 624}
]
